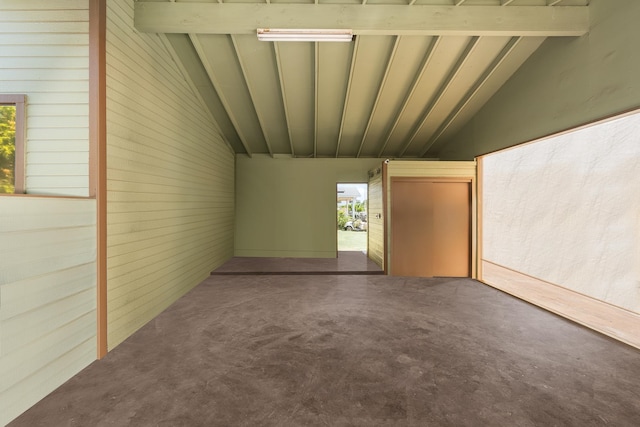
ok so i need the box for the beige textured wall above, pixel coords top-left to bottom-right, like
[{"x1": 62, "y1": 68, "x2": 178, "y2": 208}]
[
  {"x1": 106, "y1": 1, "x2": 234, "y2": 349},
  {"x1": 440, "y1": 0, "x2": 640, "y2": 160},
  {"x1": 235, "y1": 156, "x2": 384, "y2": 258},
  {"x1": 481, "y1": 111, "x2": 640, "y2": 314}
]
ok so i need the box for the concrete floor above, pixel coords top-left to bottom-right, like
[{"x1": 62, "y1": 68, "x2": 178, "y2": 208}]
[{"x1": 10, "y1": 275, "x2": 640, "y2": 426}]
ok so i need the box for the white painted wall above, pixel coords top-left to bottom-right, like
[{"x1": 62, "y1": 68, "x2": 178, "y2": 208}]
[
  {"x1": 0, "y1": 2, "x2": 95, "y2": 424},
  {"x1": 106, "y1": 0, "x2": 235, "y2": 349},
  {"x1": 0, "y1": 197, "x2": 97, "y2": 426},
  {"x1": 0, "y1": 0, "x2": 90, "y2": 196},
  {"x1": 482, "y1": 111, "x2": 640, "y2": 313}
]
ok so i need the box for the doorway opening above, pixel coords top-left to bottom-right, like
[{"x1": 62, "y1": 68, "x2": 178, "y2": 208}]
[{"x1": 337, "y1": 183, "x2": 368, "y2": 254}]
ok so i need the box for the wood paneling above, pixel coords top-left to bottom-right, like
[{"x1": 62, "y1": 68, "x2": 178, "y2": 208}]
[
  {"x1": 105, "y1": 0, "x2": 234, "y2": 350},
  {"x1": 0, "y1": 196, "x2": 96, "y2": 426},
  {"x1": 385, "y1": 161, "x2": 476, "y2": 275},
  {"x1": 0, "y1": 0, "x2": 90, "y2": 197},
  {"x1": 482, "y1": 261, "x2": 640, "y2": 351},
  {"x1": 367, "y1": 165, "x2": 384, "y2": 270},
  {"x1": 391, "y1": 179, "x2": 470, "y2": 277}
]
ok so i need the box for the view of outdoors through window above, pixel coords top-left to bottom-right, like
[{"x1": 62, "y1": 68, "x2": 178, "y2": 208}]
[{"x1": 0, "y1": 105, "x2": 17, "y2": 194}]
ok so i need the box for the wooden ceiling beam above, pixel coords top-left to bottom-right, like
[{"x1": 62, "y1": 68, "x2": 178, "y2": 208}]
[
  {"x1": 135, "y1": 3, "x2": 589, "y2": 37},
  {"x1": 376, "y1": 36, "x2": 440, "y2": 158},
  {"x1": 399, "y1": 36, "x2": 480, "y2": 157},
  {"x1": 335, "y1": 37, "x2": 359, "y2": 157},
  {"x1": 418, "y1": 37, "x2": 521, "y2": 157},
  {"x1": 273, "y1": 42, "x2": 295, "y2": 157},
  {"x1": 357, "y1": 35, "x2": 400, "y2": 158},
  {"x1": 189, "y1": 34, "x2": 253, "y2": 158},
  {"x1": 229, "y1": 35, "x2": 274, "y2": 158}
]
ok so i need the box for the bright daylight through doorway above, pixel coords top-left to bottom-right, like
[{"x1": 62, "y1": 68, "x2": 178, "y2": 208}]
[{"x1": 337, "y1": 183, "x2": 368, "y2": 254}]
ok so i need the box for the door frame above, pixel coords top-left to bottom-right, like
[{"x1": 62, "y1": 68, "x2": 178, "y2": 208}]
[{"x1": 336, "y1": 182, "x2": 369, "y2": 256}]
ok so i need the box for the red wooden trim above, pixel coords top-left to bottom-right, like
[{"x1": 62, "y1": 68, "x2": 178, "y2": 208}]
[
  {"x1": 90, "y1": 0, "x2": 108, "y2": 359},
  {"x1": 476, "y1": 156, "x2": 483, "y2": 280},
  {"x1": 382, "y1": 161, "x2": 388, "y2": 275}
]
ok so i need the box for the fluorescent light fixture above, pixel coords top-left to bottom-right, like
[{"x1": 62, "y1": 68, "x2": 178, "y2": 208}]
[{"x1": 257, "y1": 28, "x2": 353, "y2": 42}]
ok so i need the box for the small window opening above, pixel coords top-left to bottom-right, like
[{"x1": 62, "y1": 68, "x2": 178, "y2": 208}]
[{"x1": 0, "y1": 95, "x2": 25, "y2": 194}]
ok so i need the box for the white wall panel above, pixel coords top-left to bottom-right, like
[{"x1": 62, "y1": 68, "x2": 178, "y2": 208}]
[
  {"x1": 482, "y1": 111, "x2": 640, "y2": 313},
  {"x1": 0, "y1": 196, "x2": 97, "y2": 426},
  {"x1": 0, "y1": 0, "x2": 90, "y2": 196}
]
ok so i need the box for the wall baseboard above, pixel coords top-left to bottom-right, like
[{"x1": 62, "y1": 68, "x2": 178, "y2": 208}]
[{"x1": 481, "y1": 260, "x2": 640, "y2": 351}]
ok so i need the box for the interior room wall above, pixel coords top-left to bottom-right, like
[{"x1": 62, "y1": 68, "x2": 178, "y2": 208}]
[
  {"x1": 105, "y1": 0, "x2": 235, "y2": 349},
  {"x1": 481, "y1": 111, "x2": 640, "y2": 314},
  {"x1": 235, "y1": 156, "x2": 384, "y2": 258},
  {"x1": 0, "y1": 2, "x2": 96, "y2": 425},
  {"x1": 0, "y1": 0, "x2": 91, "y2": 197},
  {"x1": 439, "y1": 0, "x2": 640, "y2": 160}
]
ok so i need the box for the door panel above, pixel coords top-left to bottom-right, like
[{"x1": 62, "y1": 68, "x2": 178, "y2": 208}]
[
  {"x1": 391, "y1": 179, "x2": 470, "y2": 277},
  {"x1": 431, "y1": 182, "x2": 470, "y2": 277}
]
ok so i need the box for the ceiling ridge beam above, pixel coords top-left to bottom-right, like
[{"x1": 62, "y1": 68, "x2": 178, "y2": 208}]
[
  {"x1": 158, "y1": 34, "x2": 235, "y2": 157},
  {"x1": 376, "y1": 36, "x2": 441, "y2": 158},
  {"x1": 548, "y1": 0, "x2": 563, "y2": 5},
  {"x1": 135, "y1": 3, "x2": 589, "y2": 37},
  {"x1": 399, "y1": 36, "x2": 480, "y2": 157},
  {"x1": 418, "y1": 36, "x2": 523, "y2": 157},
  {"x1": 501, "y1": 0, "x2": 516, "y2": 6},
  {"x1": 335, "y1": 37, "x2": 360, "y2": 158},
  {"x1": 357, "y1": 35, "x2": 400, "y2": 158},
  {"x1": 189, "y1": 34, "x2": 253, "y2": 157},
  {"x1": 230, "y1": 35, "x2": 274, "y2": 158},
  {"x1": 273, "y1": 42, "x2": 295, "y2": 157}
]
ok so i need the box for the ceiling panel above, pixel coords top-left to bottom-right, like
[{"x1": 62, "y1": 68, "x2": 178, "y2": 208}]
[
  {"x1": 193, "y1": 34, "x2": 268, "y2": 155},
  {"x1": 336, "y1": 36, "x2": 396, "y2": 157},
  {"x1": 316, "y1": 42, "x2": 353, "y2": 157},
  {"x1": 381, "y1": 36, "x2": 471, "y2": 157},
  {"x1": 359, "y1": 36, "x2": 434, "y2": 157},
  {"x1": 165, "y1": 33, "x2": 246, "y2": 154},
  {"x1": 404, "y1": 36, "x2": 513, "y2": 157},
  {"x1": 137, "y1": 0, "x2": 589, "y2": 159},
  {"x1": 425, "y1": 36, "x2": 547, "y2": 156},
  {"x1": 277, "y1": 42, "x2": 315, "y2": 157},
  {"x1": 232, "y1": 35, "x2": 291, "y2": 155}
]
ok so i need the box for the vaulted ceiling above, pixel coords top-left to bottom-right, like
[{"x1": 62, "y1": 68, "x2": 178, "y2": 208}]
[{"x1": 134, "y1": 0, "x2": 589, "y2": 158}]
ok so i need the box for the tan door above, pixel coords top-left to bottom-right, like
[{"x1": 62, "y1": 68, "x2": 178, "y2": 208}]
[{"x1": 391, "y1": 179, "x2": 470, "y2": 277}]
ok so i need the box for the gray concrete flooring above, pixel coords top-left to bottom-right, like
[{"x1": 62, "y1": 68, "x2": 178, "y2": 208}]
[{"x1": 10, "y1": 275, "x2": 640, "y2": 426}]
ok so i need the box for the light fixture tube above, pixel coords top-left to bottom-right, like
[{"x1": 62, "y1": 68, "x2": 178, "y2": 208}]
[{"x1": 257, "y1": 28, "x2": 353, "y2": 42}]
